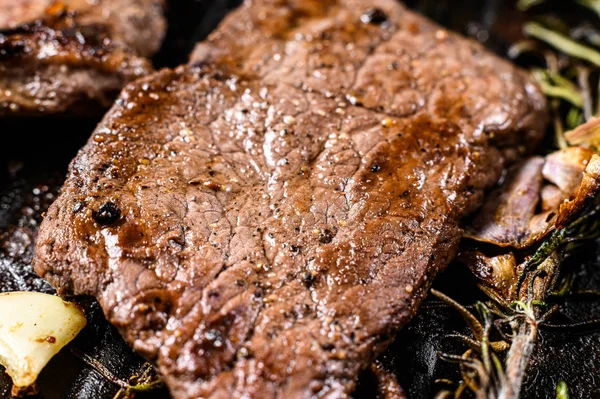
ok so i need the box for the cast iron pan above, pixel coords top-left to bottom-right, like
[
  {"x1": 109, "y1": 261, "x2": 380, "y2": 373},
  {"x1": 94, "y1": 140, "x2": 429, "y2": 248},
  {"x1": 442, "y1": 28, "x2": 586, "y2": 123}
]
[{"x1": 1, "y1": 1, "x2": 599, "y2": 398}]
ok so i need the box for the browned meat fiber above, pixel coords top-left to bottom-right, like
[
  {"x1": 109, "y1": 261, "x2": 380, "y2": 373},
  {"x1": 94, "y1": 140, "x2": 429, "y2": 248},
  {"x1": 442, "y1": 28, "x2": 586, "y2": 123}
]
[
  {"x1": 0, "y1": 0, "x2": 165, "y2": 116},
  {"x1": 34, "y1": 0, "x2": 547, "y2": 398}
]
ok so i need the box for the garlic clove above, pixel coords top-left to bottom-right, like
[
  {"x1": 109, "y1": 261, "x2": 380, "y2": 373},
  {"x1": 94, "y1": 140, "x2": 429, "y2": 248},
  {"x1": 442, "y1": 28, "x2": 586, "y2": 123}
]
[{"x1": 0, "y1": 292, "x2": 87, "y2": 390}]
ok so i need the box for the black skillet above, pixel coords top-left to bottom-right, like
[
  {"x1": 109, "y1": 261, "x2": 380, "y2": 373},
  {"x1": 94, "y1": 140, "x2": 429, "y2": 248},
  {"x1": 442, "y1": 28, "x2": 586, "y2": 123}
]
[{"x1": 1, "y1": 1, "x2": 599, "y2": 398}]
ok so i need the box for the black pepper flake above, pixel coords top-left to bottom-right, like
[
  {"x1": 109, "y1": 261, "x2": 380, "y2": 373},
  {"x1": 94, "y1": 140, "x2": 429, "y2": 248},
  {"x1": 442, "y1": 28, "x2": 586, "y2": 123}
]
[
  {"x1": 302, "y1": 272, "x2": 316, "y2": 288},
  {"x1": 371, "y1": 164, "x2": 381, "y2": 173},
  {"x1": 319, "y1": 229, "x2": 335, "y2": 244},
  {"x1": 290, "y1": 245, "x2": 300, "y2": 253},
  {"x1": 92, "y1": 202, "x2": 121, "y2": 225},
  {"x1": 360, "y1": 8, "x2": 388, "y2": 25}
]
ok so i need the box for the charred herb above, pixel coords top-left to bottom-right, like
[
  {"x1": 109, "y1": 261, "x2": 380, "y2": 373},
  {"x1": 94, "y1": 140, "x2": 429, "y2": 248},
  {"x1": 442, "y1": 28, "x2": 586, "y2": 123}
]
[
  {"x1": 71, "y1": 348, "x2": 163, "y2": 399},
  {"x1": 434, "y1": 2, "x2": 600, "y2": 398}
]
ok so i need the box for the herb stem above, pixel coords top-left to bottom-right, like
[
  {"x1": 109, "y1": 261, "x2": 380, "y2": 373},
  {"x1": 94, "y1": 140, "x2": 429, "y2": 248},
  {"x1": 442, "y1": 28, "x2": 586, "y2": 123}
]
[
  {"x1": 596, "y1": 78, "x2": 600, "y2": 116},
  {"x1": 553, "y1": 102, "x2": 568, "y2": 148},
  {"x1": 497, "y1": 321, "x2": 537, "y2": 399},
  {"x1": 577, "y1": 66, "x2": 594, "y2": 120}
]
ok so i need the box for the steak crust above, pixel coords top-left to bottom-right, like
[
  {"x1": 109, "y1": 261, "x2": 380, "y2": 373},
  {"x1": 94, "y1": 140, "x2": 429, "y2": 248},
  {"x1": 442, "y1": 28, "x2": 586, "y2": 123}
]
[
  {"x1": 34, "y1": 1, "x2": 547, "y2": 398},
  {"x1": 0, "y1": 0, "x2": 165, "y2": 116}
]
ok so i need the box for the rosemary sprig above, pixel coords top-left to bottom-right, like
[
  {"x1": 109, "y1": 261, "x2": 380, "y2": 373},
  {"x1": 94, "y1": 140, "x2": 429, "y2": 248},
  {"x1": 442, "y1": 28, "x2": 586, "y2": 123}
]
[
  {"x1": 436, "y1": 204, "x2": 600, "y2": 398},
  {"x1": 435, "y1": 3, "x2": 600, "y2": 398},
  {"x1": 524, "y1": 22, "x2": 600, "y2": 67}
]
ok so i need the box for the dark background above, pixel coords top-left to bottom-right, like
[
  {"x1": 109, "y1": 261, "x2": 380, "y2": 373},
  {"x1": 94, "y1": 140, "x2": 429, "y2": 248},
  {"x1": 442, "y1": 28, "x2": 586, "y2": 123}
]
[{"x1": 1, "y1": 1, "x2": 599, "y2": 398}]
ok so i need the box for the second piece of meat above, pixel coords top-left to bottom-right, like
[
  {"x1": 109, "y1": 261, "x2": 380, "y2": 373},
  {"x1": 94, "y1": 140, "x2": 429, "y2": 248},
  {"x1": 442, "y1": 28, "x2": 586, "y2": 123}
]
[{"x1": 0, "y1": 0, "x2": 166, "y2": 116}]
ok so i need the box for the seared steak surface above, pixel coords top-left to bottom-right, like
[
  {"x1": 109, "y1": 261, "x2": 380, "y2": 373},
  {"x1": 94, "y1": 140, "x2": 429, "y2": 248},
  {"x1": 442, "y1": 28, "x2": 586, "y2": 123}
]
[
  {"x1": 0, "y1": 0, "x2": 165, "y2": 116},
  {"x1": 35, "y1": 1, "x2": 546, "y2": 398}
]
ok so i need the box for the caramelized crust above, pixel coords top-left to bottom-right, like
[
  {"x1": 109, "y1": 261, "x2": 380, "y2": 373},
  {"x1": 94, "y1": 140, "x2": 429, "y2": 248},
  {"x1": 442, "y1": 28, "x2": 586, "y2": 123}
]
[
  {"x1": 35, "y1": 1, "x2": 547, "y2": 397},
  {"x1": 0, "y1": 0, "x2": 165, "y2": 116}
]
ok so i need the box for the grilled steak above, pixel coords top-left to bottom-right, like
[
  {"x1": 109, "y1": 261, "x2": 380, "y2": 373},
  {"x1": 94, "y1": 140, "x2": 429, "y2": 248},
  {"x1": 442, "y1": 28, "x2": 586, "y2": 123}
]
[
  {"x1": 0, "y1": 0, "x2": 165, "y2": 116},
  {"x1": 34, "y1": 0, "x2": 547, "y2": 398}
]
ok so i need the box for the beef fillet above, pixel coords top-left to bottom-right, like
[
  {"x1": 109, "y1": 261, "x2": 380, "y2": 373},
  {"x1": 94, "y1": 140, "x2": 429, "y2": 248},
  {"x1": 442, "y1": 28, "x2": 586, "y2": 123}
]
[
  {"x1": 34, "y1": 1, "x2": 547, "y2": 398},
  {"x1": 0, "y1": 0, "x2": 165, "y2": 116}
]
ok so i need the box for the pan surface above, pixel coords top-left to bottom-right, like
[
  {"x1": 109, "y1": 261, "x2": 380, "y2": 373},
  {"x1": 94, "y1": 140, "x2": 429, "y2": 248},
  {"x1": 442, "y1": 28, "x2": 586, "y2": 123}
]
[{"x1": 1, "y1": 1, "x2": 598, "y2": 398}]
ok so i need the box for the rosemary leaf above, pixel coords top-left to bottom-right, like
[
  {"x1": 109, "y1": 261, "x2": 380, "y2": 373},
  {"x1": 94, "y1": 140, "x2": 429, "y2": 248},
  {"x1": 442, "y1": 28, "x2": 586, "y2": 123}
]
[
  {"x1": 430, "y1": 289, "x2": 484, "y2": 340},
  {"x1": 524, "y1": 22, "x2": 600, "y2": 67},
  {"x1": 566, "y1": 108, "x2": 582, "y2": 129},
  {"x1": 556, "y1": 380, "x2": 570, "y2": 399},
  {"x1": 531, "y1": 69, "x2": 584, "y2": 108},
  {"x1": 578, "y1": 0, "x2": 600, "y2": 18},
  {"x1": 517, "y1": 0, "x2": 547, "y2": 11},
  {"x1": 508, "y1": 40, "x2": 541, "y2": 59}
]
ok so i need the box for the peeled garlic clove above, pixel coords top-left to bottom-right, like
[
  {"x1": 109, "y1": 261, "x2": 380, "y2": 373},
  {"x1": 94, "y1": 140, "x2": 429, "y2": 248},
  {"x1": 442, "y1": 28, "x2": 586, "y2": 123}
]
[{"x1": 0, "y1": 292, "x2": 87, "y2": 390}]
